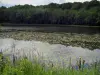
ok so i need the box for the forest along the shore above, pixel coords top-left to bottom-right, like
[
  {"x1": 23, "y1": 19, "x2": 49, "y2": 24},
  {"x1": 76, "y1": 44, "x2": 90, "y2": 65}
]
[{"x1": 0, "y1": 0, "x2": 100, "y2": 25}]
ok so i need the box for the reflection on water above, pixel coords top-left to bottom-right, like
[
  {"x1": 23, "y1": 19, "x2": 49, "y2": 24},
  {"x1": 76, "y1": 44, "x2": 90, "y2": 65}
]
[{"x1": 0, "y1": 38, "x2": 100, "y2": 66}]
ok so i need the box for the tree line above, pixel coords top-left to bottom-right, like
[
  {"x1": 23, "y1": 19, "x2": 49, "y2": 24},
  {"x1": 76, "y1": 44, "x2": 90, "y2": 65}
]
[{"x1": 0, "y1": 0, "x2": 100, "y2": 26}]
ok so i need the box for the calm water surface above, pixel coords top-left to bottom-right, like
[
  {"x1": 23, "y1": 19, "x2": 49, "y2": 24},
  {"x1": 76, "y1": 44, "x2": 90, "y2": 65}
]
[{"x1": 0, "y1": 38, "x2": 100, "y2": 66}]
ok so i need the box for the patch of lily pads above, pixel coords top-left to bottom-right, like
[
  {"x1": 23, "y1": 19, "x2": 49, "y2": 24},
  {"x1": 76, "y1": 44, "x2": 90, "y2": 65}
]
[{"x1": 0, "y1": 31, "x2": 100, "y2": 50}]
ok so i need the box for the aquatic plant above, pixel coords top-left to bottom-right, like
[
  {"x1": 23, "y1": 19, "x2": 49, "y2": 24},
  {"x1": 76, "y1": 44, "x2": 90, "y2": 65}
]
[
  {"x1": 0, "y1": 31, "x2": 100, "y2": 49},
  {"x1": 0, "y1": 52, "x2": 100, "y2": 75}
]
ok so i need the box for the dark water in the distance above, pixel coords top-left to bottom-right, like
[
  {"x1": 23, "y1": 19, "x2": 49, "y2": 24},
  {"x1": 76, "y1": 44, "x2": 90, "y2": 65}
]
[{"x1": 1, "y1": 26, "x2": 100, "y2": 33}]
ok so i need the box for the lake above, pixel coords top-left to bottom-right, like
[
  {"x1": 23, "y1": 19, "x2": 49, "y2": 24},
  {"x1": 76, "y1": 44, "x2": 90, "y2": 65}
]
[
  {"x1": 1, "y1": 25, "x2": 100, "y2": 33},
  {"x1": 0, "y1": 25, "x2": 100, "y2": 67}
]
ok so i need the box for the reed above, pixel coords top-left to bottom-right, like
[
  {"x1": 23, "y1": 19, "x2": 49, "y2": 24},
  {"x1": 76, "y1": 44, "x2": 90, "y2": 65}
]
[{"x1": 0, "y1": 51, "x2": 100, "y2": 75}]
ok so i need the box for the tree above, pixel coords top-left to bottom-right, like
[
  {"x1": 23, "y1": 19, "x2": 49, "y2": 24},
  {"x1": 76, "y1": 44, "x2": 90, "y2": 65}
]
[{"x1": 0, "y1": 0, "x2": 100, "y2": 26}]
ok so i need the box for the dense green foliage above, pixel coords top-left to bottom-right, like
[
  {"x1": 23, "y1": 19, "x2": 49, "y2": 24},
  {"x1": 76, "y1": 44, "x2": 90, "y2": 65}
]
[{"x1": 0, "y1": 0, "x2": 100, "y2": 26}]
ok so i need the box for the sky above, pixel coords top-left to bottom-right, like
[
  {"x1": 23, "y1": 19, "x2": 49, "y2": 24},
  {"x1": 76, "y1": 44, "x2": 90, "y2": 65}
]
[{"x1": 0, "y1": 0, "x2": 94, "y2": 7}]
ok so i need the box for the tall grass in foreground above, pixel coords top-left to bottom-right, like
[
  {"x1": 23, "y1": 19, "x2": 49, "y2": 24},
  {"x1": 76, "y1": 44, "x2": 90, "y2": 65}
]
[{"x1": 0, "y1": 51, "x2": 100, "y2": 75}]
